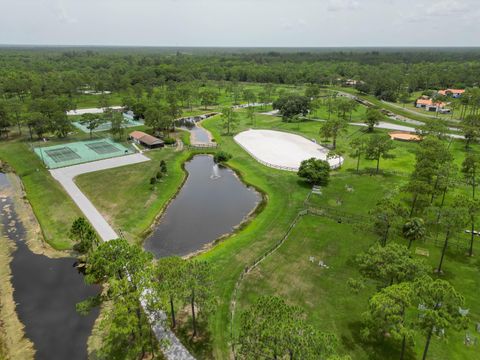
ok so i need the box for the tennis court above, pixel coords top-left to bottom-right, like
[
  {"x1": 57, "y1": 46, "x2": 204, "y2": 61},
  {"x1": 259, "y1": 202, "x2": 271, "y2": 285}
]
[
  {"x1": 72, "y1": 114, "x2": 143, "y2": 133},
  {"x1": 34, "y1": 139, "x2": 135, "y2": 169}
]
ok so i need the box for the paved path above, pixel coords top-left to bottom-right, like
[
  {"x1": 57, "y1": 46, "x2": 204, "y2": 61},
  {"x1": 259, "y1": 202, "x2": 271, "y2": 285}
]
[
  {"x1": 382, "y1": 100, "x2": 461, "y2": 123},
  {"x1": 349, "y1": 121, "x2": 464, "y2": 139},
  {"x1": 50, "y1": 153, "x2": 195, "y2": 359},
  {"x1": 50, "y1": 154, "x2": 150, "y2": 241}
]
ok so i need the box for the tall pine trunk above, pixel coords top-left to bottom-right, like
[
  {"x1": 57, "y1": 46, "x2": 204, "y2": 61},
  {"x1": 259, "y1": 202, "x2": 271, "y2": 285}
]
[
  {"x1": 400, "y1": 334, "x2": 406, "y2": 360},
  {"x1": 437, "y1": 230, "x2": 450, "y2": 273},
  {"x1": 422, "y1": 328, "x2": 433, "y2": 360},
  {"x1": 191, "y1": 288, "x2": 197, "y2": 337},
  {"x1": 469, "y1": 219, "x2": 475, "y2": 257},
  {"x1": 410, "y1": 193, "x2": 418, "y2": 217},
  {"x1": 170, "y1": 295, "x2": 176, "y2": 328}
]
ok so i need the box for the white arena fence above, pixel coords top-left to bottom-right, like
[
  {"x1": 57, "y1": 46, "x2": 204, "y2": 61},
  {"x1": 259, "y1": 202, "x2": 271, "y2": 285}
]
[{"x1": 233, "y1": 136, "x2": 344, "y2": 172}]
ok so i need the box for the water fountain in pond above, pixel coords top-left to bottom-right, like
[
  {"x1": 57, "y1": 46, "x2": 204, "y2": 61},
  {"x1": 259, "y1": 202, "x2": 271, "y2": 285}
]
[
  {"x1": 144, "y1": 155, "x2": 261, "y2": 258},
  {"x1": 211, "y1": 163, "x2": 221, "y2": 179}
]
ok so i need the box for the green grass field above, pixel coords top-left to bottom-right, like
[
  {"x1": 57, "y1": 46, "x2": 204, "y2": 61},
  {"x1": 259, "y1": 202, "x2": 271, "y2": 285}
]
[
  {"x1": 68, "y1": 106, "x2": 480, "y2": 359},
  {"x1": 197, "y1": 110, "x2": 480, "y2": 359},
  {"x1": 1, "y1": 82, "x2": 479, "y2": 359},
  {"x1": 0, "y1": 141, "x2": 82, "y2": 249},
  {"x1": 76, "y1": 148, "x2": 189, "y2": 243},
  {"x1": 235, "y1": 214, "x2": 480, "y2": 359}
]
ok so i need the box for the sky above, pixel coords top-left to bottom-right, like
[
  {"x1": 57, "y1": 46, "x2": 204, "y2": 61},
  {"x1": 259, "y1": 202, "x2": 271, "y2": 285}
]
[{"x1": 1, "y1": 0, "x2": 479, "y2": 47}]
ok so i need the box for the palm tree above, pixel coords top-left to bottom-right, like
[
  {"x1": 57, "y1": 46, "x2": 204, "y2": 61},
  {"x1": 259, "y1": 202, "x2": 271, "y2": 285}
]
[{"x1": 402, "y1": 218, "x2": 426, "y2": 249}]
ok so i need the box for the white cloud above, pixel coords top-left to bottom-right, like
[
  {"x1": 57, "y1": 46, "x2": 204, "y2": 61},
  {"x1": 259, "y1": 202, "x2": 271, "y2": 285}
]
[
  {"x1": 1, "y1": 0, "x2": 479, "y2": 46},
  {"x1": 404, "y1": 0, "x2": 479, "y2": 23},
  {"x1": 281, "y1": 18, "x2": 308, "y2": 32},
  {"x1": 50, "y1": 0, "x2": 78, "y2": 24},
  {"x1": 327, "y1": 0, "x2": 360, "y2": 12}
]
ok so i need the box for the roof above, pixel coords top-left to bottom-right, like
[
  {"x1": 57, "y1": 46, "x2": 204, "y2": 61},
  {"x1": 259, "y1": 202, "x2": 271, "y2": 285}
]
[
  {"x1": 416, "y1": 99, "x2": 433, "y2": 106},
  {"x1": 389, "y1": 131, "x2": 422, "y2": 142},
  {"x1": 438, "y1": 89, "x2": 465, "y2": 96},
  {"x1": 129, "y1": 131, "x2": 164, "y2": 146},
  {"x1": 416, "y1": 98, "x2": 447, "y2": 108}
]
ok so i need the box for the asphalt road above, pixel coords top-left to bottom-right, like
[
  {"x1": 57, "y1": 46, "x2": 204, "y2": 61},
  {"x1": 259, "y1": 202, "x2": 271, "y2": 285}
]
[{"x1": 50, "y1": 154, "x2": 150, "y2": 241}]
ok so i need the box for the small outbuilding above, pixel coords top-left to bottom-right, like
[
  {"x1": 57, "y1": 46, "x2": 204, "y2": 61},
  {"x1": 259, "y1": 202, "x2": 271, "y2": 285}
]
[
  {"x1": 129, "y1": 131, "x2": 164, "y2": 149},
  {"x1": 389, "y1": 131, "x2": 422, "y2": 142}
]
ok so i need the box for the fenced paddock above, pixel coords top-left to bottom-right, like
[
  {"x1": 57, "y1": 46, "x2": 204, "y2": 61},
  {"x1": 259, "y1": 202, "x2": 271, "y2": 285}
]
[
  {"x1": 33, "y1": 138, "x2": 135, "y2": 169},
  {"x1": 234, "y1": 129, "x2": 343, "y2": 171}
]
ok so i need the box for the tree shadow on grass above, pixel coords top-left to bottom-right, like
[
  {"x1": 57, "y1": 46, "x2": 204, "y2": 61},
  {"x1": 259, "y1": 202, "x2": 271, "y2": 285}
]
[
  {"x1": 344, "y1": 167, "x2": 400, "y2": 179},
  {"x1": 345, "y1": 320, "x2": 417, "y2": 360},
  {"x1": 175, "y1": 317, "x2": 213, "y2": 360},
  {"x1": 295, "y1": 179, "x2": 315, "y2": 190}
]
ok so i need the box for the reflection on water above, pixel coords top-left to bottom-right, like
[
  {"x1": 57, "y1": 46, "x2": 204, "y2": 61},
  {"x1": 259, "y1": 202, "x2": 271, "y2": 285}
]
[
  {"x1": 144, "y1": 155, "x2": 260, "y2": 257},
  {"x1": 0, "y1": 173, "x2": 98, "y2": 360}
]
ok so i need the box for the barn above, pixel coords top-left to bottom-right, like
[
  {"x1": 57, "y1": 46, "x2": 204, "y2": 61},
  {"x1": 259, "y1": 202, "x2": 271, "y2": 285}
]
[{"x1": 129, "y1": 131, "x2": 165, "y2": 149}]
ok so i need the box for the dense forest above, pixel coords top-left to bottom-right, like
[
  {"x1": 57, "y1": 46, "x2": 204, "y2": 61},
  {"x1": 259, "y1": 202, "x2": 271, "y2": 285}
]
[
  {"x1": 2, "y1": 47, "x2": 480, "y2": 360},
  {"x1": 1, "y1": 47, "x2": 480, "y2": 101}
]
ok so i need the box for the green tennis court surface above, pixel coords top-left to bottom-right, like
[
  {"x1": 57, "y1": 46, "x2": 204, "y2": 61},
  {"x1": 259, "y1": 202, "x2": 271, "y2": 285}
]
[
  {"x1": 72, "y1": 114, "x2": 143, "y2": 133},
  {"x1": 34, "y1": 139, "x2": 134, "y2": 169}
]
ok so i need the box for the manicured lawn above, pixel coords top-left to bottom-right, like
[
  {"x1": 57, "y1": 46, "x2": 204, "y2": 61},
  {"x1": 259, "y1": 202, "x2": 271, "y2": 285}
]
[
  {"x1": 0, "y1": 141, "x2": 82, "y2": 250},
  {"x1": 198, "y1": 110, "x2": 480, "y2": 359},
  {"x1": 74, "y1": 93, "x2": 125, "y2": 108},
  {"x1": 76, "y1": 148, "x2": 189, "y2": 243},
  {"x1": 235, "y1": 214, "x2": 480, "y2": 359},
  {"x1": 330, "y1": 86, "x2": 461, "y2": 128},
  {"x1": 2, "y1": 82, "x2": 479, "y2": 359},
  {"x1": 197, "y1": 121, "x2": 310, "y2": 358}
]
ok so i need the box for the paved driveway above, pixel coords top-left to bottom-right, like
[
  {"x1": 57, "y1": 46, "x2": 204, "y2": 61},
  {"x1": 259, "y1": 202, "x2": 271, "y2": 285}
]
[
  {"x1": 50, "y1": 153, "x2": 195, "y2": 360},
  {"x1": 50, "y1": 154, "x2": 150, "y2": 241}
]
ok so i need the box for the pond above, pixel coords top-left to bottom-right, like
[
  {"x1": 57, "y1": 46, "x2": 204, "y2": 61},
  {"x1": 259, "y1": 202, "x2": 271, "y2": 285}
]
[
  {"x1": 144, "y1": 155, "x2": 261, "y2": 257},
  {"x1": 0, "y1": 173, "x2": 98, "y2": 360},
  {"x1": 185, "y1": 124, "x2": 211, "y2": 143},
  {"x1": 176, "y1": 113, "x2": 216, "y2": 144}
]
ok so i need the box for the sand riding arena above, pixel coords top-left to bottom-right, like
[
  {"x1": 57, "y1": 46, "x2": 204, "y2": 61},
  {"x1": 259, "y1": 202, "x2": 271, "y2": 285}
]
[{"x1": 234, "y1": 129, "x2": 344, "y2": 171}]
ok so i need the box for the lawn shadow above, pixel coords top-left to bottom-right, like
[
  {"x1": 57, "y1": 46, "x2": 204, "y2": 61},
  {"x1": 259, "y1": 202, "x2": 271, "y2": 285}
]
[
  {"x1": 176, "y1": 317, "x2": 213, "y2": 360},
  {"x1": 295, "y1": 179, "x2": 315, "y2": 190},
  {"x1": 345, "y1": 320, "x2": 416, "y2": 360}
]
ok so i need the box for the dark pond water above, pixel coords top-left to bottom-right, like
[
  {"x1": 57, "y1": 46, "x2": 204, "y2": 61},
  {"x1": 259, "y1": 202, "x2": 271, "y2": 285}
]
[
  {"x1": 0, "y1": 173, "x2": 98, "y2": 360},
  {"x1": 144, "y1": 155, "x2": 261, "y2": 257}
]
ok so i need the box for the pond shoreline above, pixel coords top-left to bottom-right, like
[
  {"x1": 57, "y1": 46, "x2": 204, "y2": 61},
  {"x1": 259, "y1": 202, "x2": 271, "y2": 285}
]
[
  {"x1": 139, "y1": 151, "x2": 266, "y2": 259},
  {"x1": 4, "y1": 172, "x2": 72, "y2": 258},
  {"x1": 143, "y1": 154, "x2": 263, "y2": 258},
  {"x1": 0, "y1": 232, "x2": 35, "y2": 360},
  {"x1": 0, "y1": 172, "x2": 99, "y2": 360}
]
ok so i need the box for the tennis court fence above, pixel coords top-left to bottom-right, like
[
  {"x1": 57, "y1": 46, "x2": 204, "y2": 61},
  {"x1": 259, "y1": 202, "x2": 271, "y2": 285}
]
[{"x1": 31, "y1": 138, "x2": 137, "y2": 169}]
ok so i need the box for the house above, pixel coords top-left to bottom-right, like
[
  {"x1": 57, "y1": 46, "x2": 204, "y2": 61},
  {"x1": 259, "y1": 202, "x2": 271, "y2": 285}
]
[
  {"x1": 415, "y1": 99, "x2": 434, "y2": 108},
  {"x1": 438, "y1": 89, "x2": 465, "y2": 98},
  {"x1": 129, "y1": 131, "x2": 164, "y2": 149},
  {"x1": 415, "y1": 98, "x2": 449, "y2": 113}
]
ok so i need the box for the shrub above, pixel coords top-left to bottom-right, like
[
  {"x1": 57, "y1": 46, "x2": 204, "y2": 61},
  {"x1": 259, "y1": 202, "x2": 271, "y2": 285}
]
[
  {"x1": 160, "y1": 160, "x2": 167, "y2": 174},
  {"x1": 163, "y1": 137, "x2": 176, "y2": 145},
  {"x1": 213, "y1": 151, "x2": 232, "y2": 164},
  {"x1": 297, "y1": 158, "x2": 331, "y2": 186}
]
